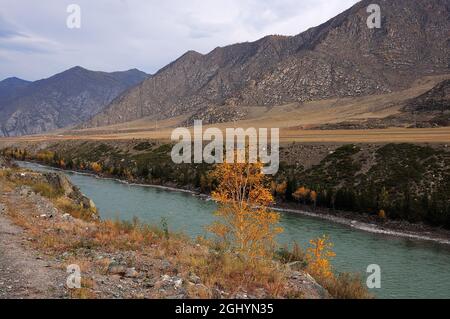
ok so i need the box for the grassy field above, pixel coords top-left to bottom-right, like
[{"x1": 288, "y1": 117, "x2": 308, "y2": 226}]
[{"x1": 1, "y1": 127, "x2": 450, "y2": 144}]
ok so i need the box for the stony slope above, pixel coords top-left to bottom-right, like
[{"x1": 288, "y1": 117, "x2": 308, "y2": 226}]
[
  {"x1": 0, "y1": 77, "x2": 31, "y2": 107},
  {"x1": 86, "y1": 0, "x2": 450, "y2": 128},
  {"x1": 0, "y1": 67, "x2": 148, "y2": 137},
  {"x1": 403, "y1": 79, "x2": 450, "y2": 113}
]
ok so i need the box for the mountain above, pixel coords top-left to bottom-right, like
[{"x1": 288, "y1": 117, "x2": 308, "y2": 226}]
[
  {"x1": 85, "y1": 0, "x2": 450, "y2": 128},
  {"x1": 0, "y1": 77, "x2": 31, "y2": 107},
  {"x1": 403, "y1": 79, "x2": 450, "y2": 113},
  {"x1": 0, "y1": 67, "x2": 148, "y2": 137}
]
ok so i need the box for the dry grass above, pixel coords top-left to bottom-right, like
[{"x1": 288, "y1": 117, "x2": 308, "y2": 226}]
[
  {"x1": 189, "y1": 253, "x2": 287, "y2": 298},
  {"x1": 276, "y1": 242, "x2": 372, "y2": 299},
  {"x1": 0, "y1": 171, "x2": 371, "y2": 299},
  {"x1": 2, "y1": 125, "x2": 450, "y2": 145},
  {"x1": 321, "y1": 273, "x2": 373, "y2": 299},
  {"x1": 1, "y1": 74, "x2": 448, "y2": 145},
  {"x1": 54, "y1": 197, "x2": 97, "y2": 222},
  {"x1": 3, "y1": 192, "x2": 293, "y2": 298},
  {"x1": 30, "y1": 182, "x2": 63, "y2": 199},
  {"x1": 69, "y1": 277, "x2": 97, "y2": 299}
]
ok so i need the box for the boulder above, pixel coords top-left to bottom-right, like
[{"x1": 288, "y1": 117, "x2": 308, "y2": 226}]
[{"x1": 43, "y1": 172, "x2": 98, "y2": 215}]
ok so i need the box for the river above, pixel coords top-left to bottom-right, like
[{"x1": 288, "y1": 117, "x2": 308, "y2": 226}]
[{"x1": 17, "y1": 162, "x2": 450, "y2": 299}]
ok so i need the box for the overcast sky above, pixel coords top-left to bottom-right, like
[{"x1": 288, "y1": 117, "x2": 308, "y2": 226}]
[{"x1": 0, "y1": 0, "x2": 359, "y2": 81}]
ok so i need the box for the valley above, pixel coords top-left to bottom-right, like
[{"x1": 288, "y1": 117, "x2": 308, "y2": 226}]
[{"x1": 0, "y1": 0, "x2": 449, "y2": 301}]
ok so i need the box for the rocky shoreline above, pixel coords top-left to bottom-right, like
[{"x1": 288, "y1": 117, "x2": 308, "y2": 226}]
[
  {"x1": 16, "y1": 160, "x2": 450, "y2": 246},
  {"x1": 273, "y1": 205, "x2": 450, "y2": 246},
  {"x1": 1, "y1": 158, "x2": 330, "y2": 299}
]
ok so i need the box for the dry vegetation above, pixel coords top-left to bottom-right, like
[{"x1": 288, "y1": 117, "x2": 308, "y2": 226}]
[
  {"x1": 1, "y1": 75, "x2": 448, "y2": 145},
  {"x1": 0, "y1": 162, "x2": 372, "y2": 299}
]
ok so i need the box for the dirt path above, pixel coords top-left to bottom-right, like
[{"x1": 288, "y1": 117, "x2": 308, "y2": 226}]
[{"x1": 0, "y1": 192, "x2": 68, "y2": 299}]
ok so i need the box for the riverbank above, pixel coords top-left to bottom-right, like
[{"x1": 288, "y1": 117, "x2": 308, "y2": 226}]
[
  {"x1": 17, "y1": 160, "x2": 450, "y2": 246},
  {"x1": 3, "y1": 140, "x2": 449, "y2": 237},
  {"x1": 1, "y1": 161, "x2": 344, "y2": 299}
]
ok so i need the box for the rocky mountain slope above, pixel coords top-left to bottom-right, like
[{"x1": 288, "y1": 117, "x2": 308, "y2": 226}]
[
  {"x1": 0, "y1": 77, "x2": 31, "y2": 107},
  {"x1": 0, "y1": 67, "x2": 148, "y2": 137},
  {"x1": 85, "y1": 0, "x2": 449, "y2": 128},
  {"x1": 403, "y1": 79, "x2": 450, "y2": 113}
]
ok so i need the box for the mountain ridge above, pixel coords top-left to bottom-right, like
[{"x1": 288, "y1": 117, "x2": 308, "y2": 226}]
[
  {"x1": 0, "y1": 67, "x2": 148, "y2": 136},
  {"x1": 0, "y1": 77, "x2": 31, "y2": 108},
  {"x1": 84, "y1": 0, "x2": 449, "y2": 128}
]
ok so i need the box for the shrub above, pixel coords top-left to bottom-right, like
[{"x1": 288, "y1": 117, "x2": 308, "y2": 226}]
[
  {"x1": 325, "y1": 273, "x2": 373, "y2": 299},
  {"x1": 31, "y1": 182, "x2": 62, "y2": 199}
]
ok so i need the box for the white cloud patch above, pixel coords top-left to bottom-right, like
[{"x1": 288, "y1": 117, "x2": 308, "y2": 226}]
[{"x1": 0, "y1": 0, "x2": 359, "y2": 80}]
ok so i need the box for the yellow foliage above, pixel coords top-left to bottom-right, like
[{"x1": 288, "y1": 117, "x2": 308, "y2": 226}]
[
  {"x1": 306, "y1": 235, "x2": 336, "y2": 281},
  {"x1": 90, "y1": 162, "x2": 102, "y2": 173},
  {"x1": 36, "y1": 151, "x2": 54, "y2": 163},
  {"x1": 275, "y1": 181, "x2": 287, "y2": 197},
  {"x1": 293, "y1": 186, "x2": 310, "y2": 202},
  {"x1": 209, "y1": 161, "x2": 283, "y2": 260},
  {"x1": 270, "y1": 181, "x2": 277, "y2": 195},
  {"x1": 310, "y1": 190, "x2": 317, "y2": 203}
]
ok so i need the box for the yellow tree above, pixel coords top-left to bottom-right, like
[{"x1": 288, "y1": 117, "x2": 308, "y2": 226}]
[
  {"x1": 306, "y1": 235, "x2": 336, "y2": 281},
  {"x1": 209, "y1": 161, "x2": 283, "y2": 260},
  {"x1": 275, "y1": 181, "x2": 287, "y2": 198},
  {"x1": 91, "y1": 162, "x2": 102, "y2": 173},
  {"x1": 293, "y1": 186, "x2": 310, "y2": 204}
]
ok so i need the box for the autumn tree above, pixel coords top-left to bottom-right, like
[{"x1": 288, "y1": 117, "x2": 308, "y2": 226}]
[
  {"x1": 306, "y1": 235, "x2": 336, "y2": 281},
  {"x1": 90, "y1": 162, "x2": 102, "y2": 173},
  {"x1": 275, "y1": 181, "x2": 288, "y2": 199},
  {"x1": 293, "y1": 186, "x2": 310, "y2": 204},
  {"x1": 209, "y1": 160, "x2": 283, "y2": 260}
]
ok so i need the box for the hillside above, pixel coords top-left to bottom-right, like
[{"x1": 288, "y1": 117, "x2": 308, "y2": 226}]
[
  {"x1": 85, "y1": 0, "x2": 450, "y2": 128},
  {"x1": 2, "y1": 140, "x2": 449, "y2": 230},
  {"x1": 0, "y1": 67, "x2": 148, "y2": 137},
  {"x1": 0, "y1": 77, "x2": 31, "y2": 107}
]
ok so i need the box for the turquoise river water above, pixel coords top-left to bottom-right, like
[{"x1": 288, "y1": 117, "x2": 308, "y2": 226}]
[{"x1": 18, "y1": 162, "x2": 450, "y2": 299}]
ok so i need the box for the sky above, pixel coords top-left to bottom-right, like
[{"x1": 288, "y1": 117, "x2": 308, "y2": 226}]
[{"x1": 0, "y1": 0, "x2": 359, "y2": 81}]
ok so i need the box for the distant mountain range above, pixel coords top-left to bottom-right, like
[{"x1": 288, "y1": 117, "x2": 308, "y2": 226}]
[
  {"x1": 1, "y1": 0, "x2": 449, "y2": 137},
  {"x1": 85, "y1": 0, "x2": 449, "y2": 128},
  {"x1": 0, "y1": 67, "x2": 148, "y2": 136}
]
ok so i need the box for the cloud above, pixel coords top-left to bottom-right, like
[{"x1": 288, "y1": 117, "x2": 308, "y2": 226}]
[
  {"x1": 0, "y1": 0, "x2": 359, "y2": 81},
  {"x1": 182, "y1": 14, "x2": 227, "y2": 39},
  {"x1": 0, "y1": 15, "x2": 21, "y2": 38},
  {"x1": 0, "y1": 14, "x2": 60, "y2": 54}
]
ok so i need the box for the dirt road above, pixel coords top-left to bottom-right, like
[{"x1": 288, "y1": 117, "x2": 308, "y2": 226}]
[{"x1": 0, "y1": 190, "x2": 67, "y2": 299}]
